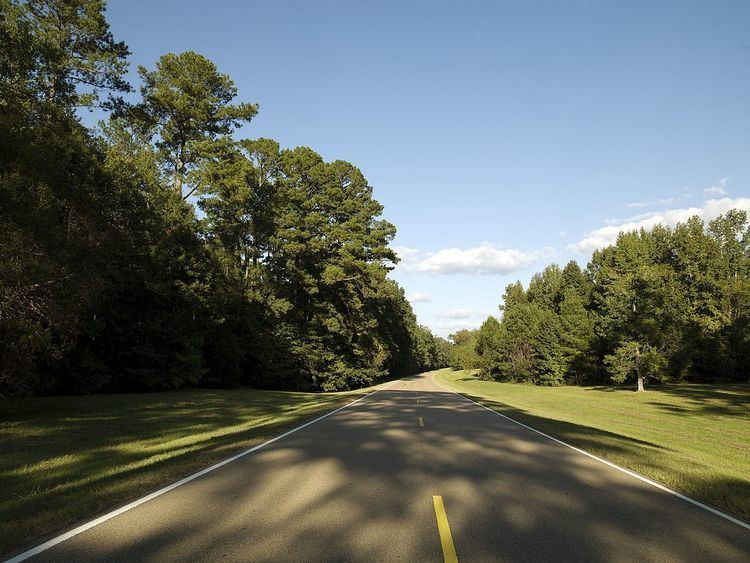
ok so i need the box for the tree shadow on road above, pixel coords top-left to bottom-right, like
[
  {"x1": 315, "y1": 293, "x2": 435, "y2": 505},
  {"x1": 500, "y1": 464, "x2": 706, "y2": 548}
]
[
  {"x1": 0, "y1": 387, "x2": 360, "y2": 554},
  {"x1": 18, "y1": 387, "x2": 750, "y2": 562}
]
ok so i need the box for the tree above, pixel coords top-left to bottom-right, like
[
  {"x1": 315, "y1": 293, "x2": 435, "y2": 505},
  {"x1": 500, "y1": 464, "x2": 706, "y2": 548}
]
[
  {"x1": 134, "y1": 51, "x2": 258, "y2": 199},
  {"x1": 0, "y1": 0, "x2": 135, "y2": 395},
  {"x1": 589, "y1": 228, "x2": 682, "y2": 384},
  {"x1": 0, "y1": 0, "x2": 130, "y2": 112},
  {"x1": 476, "y1": 316, "x2": 502, "y2": 379},
  {"x1": 499, "y1": 281, "x2": 526, "y2": 311},
  {"x1": 557, "y1": 287, "x2": 595, "y2": 383},
  {"x1": 468, "y1": 213, "x2": 750, "y2": 388},
  {"x1": 605, "y1": 341, "x2": 667, "y2": 391},
  {"x1": 199, "y1": 137, "x2": 418, "y2": 390},
  {"x1": 449, "y1": 329, "x2": 480, "y2": 370},
  {"x1": 527, "y1": 264, "x2": 562, "y2": 309},
  {"x1": 708, "y1": 210, "x2": 750, "y2": 378}
]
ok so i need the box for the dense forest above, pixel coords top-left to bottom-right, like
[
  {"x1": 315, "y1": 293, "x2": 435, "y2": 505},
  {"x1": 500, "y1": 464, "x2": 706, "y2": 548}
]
[
  {"x1": 451, "y1": 213, "x2": 750, "y2": 389},
  {"x1": 0, "y1": 0, "x2": 450, "y2": 396}
]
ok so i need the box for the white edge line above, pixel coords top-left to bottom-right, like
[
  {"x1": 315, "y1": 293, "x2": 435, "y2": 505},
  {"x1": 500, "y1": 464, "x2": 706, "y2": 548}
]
[
  {"x1": 5, "y1": 380, "x2": 399, "y2": 562},
  {"x1": 431, "y1": 372, "x2": 750, "y2": 531}
]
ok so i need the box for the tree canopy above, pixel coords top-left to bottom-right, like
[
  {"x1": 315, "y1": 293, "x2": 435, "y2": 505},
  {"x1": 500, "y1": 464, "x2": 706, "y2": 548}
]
[
  {"x1": 0, "y1": 0, "x2": 447, "y2": 396},
  {"x1": 471, "y1": 215, "x2": 750, "y2": 390}
]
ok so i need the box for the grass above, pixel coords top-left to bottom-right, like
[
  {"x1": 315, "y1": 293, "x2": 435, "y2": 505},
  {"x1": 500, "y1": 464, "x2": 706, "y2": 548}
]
[
  {"x1": 436, "y1": 369, "x2": 750, "y2": 523},
  {"x1": 0, "y1": 384, "x2": 375, "y2": 556}
]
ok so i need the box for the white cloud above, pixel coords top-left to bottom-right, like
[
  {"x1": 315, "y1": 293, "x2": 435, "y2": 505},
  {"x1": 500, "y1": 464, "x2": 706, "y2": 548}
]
[
  {"x1": 625, "y1": 197, "x2": 676, "y2": 208},
  {"x1": 625, "y1": 190, "x2": 696, "y2": 209},
  {"x1": 559, "y1": 230, "x2": 567, "y2": 238},
  {"x1": 704, "y1": 177, "x2": 728, "y2": 197},
  {"x1": 436, "y1": 319, "x2": 483, "y2": 333},
  {"x1": 437, "y1": 308, "x2": 474, "y2": 319},
  {"x1": 392, "y1": 246, "x2": 420, "y2": 266},
  {"x1": 395, "y1": 242, "x2": 546, "y2": 275},
  {"x1": 568, "y1": 196, "x2": 750, "y2": 253},
  {"x1": 406, "y1": 292, "x2": 431, "y2": 303}
]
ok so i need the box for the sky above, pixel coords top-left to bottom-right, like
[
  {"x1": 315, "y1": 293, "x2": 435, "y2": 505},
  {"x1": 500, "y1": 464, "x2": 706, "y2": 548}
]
[{"x1": 101, "y1": 0, "x2": 750, "y2": 337}]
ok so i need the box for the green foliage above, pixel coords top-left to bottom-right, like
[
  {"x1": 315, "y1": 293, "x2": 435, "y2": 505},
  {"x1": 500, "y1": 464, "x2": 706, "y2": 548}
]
[
  {"x1": 604, "y1": 341, "x2": 667, "y2": 390},
  {"x1": 0, "y1": 0, "x2": 446, "y2": 396},
  {"x1": 475, "y1": 219, "x2": 750, "y2": 387},
  {"x1": 449, "y1": 329, "x2": 480, "y2": 371},
  {"x1": 1, "y1": 0, "x2": 130, "y2": 111},
  {"x1": 133, "y1": 51, "x2": 258, "y2": 198},
  {"x1": 557, "y1": 286, "x2": 595, "y2": 383},
  {"x1": 0, "y1": 0, "x2": 142, "y2": 394},
  {"x1": 475, "y1": 316, "x2": 502, "y2": 378}
]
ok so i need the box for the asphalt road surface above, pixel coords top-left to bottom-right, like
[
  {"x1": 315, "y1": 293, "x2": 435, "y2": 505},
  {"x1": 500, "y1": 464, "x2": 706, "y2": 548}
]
[{"x1": 14, "y1": 372, "x2": 750, "y2": 562}]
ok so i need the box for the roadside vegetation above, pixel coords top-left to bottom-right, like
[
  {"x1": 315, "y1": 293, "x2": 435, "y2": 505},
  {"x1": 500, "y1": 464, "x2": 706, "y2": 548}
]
[
  {"x1": 0, "y1": 385, "x2": 381, "y2": 554},
  {"x1": 449, "y1": 212, "x2": 750, "y2": 390},
  {"x1": 0, "y1": 0, "x2": 448, "y2": 398},
  {"x1": 437, "y1": 369, "x2": 750, "y2": 522}
]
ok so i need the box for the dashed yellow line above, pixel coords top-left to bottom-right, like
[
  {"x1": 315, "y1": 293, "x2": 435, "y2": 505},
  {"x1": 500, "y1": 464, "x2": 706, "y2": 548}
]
[
  {"x1": 418, "y1": 416, "x2": 424, "y2": 428},
  {"x1": 433, "y1": 495, "x2": 458, "y2": 563}
]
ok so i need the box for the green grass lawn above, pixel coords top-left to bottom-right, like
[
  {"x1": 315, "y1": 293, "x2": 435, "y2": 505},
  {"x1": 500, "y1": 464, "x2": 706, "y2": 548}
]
[
  {"x1": 0, "y1": 385, "x2": 375, "y2": 555},
  {"x1": 436, "y1": 369, "x2": 750, "y2": 522}
]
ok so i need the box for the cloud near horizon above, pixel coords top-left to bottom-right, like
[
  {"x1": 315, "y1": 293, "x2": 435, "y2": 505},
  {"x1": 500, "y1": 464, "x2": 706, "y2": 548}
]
[
  {"x1": 437, "y1": 308, "x2": 474, "y2": 319},
  {"x1": 568, "y1": 196, "x2": 750, "y2": 253},
  {"x1": 625, "y1": 196, "x2": 679, "y2": 208},
  {"x1": 704, "y1": 177, "x2": 728, "y2": 197},
  {"x1": 406, "y1": 292, "x2": 431, "y2": 303},
  {"x1": 393, "y1": 243, "x2": 548, "y2": 275},
  {"x1": 436, "y1": 319, "x2": 483, "y2": 333}
]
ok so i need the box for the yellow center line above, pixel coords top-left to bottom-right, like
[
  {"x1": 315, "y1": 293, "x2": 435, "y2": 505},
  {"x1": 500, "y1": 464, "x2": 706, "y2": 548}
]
[
  {"x1": 433, "y1": 495, "x2": 458, "y2": 563},
  {"x1": 418, "y1": 416, "x2": 424, "y2": 427}
]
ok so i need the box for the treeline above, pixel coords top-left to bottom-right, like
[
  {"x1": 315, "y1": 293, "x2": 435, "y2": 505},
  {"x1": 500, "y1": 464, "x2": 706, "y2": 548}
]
[
  {"x1": 0, "y1": 0, "x2": 448, "y2": 396},
  {"x1": 452, "y1": 213, "x2": 750, "y2": 389}
]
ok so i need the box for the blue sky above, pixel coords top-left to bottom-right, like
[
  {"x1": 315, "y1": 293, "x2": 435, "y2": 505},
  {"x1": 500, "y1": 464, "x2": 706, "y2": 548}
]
[{"x1": 102, "y1": 0, "x2": 750, "y2": 336}]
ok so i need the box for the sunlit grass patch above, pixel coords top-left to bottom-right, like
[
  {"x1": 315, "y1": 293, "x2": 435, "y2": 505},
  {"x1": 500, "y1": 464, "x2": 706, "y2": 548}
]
[
  {"x1": 0, "y1": 385, "x2": 371, "y2": 555},
  {"x1": 436, "y1": 369, "x2": 750, "y2": 522}
]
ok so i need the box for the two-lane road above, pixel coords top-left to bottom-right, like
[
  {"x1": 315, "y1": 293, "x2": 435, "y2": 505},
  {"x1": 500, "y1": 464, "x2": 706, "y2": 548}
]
[{"x1": 12, "y1": 372, "x2": 750, "y2": 561}]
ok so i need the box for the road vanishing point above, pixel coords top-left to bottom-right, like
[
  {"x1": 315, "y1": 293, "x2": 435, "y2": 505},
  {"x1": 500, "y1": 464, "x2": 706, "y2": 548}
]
[{"x1": 9, "y1": 372, "x2": 750, "y2": 562}]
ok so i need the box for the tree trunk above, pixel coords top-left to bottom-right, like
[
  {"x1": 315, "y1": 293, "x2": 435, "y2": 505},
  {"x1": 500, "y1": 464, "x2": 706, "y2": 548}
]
[
  {"x1": 175, "y1": 170, "x2": 183, "y2": 198},
  {"x1": 175, "y1": 154, "x2": 185, "y2": 198},
  {"x1": 635, "y1": 344, "x2": 645, "y2": 391}
]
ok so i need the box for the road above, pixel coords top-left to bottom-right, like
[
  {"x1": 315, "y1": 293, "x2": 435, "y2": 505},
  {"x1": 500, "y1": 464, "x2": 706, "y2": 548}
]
[{"x1": 14, "y1": 372, "x2": 750, "y2": 562}]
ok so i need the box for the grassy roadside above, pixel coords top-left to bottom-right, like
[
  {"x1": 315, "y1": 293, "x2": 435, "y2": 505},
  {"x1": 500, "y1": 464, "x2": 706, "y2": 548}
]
[
  {"x1": 435, "y1": 369, "x2": 750, "y2": 522},
  {"x1": 0, "y1": 383, "x2": 380, "y2": 555}
]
